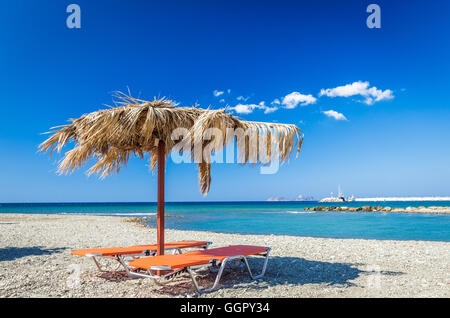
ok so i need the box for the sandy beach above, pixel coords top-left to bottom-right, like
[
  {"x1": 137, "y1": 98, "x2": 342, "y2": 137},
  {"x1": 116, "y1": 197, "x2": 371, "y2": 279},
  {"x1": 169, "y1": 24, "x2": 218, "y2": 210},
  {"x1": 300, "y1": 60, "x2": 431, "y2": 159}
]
[{"x1": 0, "y1": 213, "x2": 448, "y2": 298}]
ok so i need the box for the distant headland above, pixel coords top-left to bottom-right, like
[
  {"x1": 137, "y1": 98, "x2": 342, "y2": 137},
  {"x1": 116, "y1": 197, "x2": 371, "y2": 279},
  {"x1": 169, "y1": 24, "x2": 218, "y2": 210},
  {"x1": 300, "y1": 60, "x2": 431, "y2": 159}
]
[{"x1": 266, "y1": 195, "x2": 315, "y2": 202}]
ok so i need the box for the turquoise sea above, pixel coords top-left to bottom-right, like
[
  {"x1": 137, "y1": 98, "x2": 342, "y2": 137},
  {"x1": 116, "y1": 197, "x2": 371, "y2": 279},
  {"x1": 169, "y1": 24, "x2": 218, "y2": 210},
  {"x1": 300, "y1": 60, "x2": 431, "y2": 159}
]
[{"x1": 1, "y1": 201, "x2": 449, "y2": 242}]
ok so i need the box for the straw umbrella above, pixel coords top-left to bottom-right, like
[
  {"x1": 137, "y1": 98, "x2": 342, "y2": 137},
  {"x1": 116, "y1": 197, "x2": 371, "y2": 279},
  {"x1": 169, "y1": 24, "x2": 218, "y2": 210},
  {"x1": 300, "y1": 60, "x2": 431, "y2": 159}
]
[{"x1": 39, "y1": 92, "x2": 303, "y2": 258}]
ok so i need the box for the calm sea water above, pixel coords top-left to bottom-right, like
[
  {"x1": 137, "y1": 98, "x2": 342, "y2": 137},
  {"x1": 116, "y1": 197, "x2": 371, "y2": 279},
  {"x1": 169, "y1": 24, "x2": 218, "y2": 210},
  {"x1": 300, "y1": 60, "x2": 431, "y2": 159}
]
[{"x1": 1, "y1": 201, "x2": 449, "y2": 242}]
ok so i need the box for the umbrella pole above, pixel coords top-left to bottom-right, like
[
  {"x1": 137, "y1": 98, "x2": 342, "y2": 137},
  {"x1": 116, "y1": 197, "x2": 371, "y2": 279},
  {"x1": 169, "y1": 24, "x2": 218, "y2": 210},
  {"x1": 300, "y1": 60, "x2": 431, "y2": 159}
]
[{"x1": 157, "y1": 140, "x2": 165, "y2": 257}]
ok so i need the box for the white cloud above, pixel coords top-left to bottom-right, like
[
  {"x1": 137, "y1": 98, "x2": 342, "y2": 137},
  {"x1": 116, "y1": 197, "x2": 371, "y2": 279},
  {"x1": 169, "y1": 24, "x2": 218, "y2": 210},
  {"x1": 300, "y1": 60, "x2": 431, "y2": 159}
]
[
  {"x1": 282, "y1": 92, "x2": 317, "y2": 109},
  {"x1": 319, "y1": 81, "x2": 394, "y2": 105},
  {"x1": 271, "y1": 98, "x2": 280, "y2": 105},
  {"x1": 322, "y1": 110, "x2": 347, "y2": 121},
  {"x1": 237, "y1": 95, "x2": 250, "y2": 102},
  {"x1": 213, "y1": 90, "x2": 224, "y2": 97},
  {"x1": 230, "y1": 103, "x2": 259, "y2": 114},
  {"x1": 259, "y1": 101, "x2": 279, "y2": 114},
  {"x1": 264, "y1": 106, "x2": 278, "y2": 114},
  {"x1": 228, "y1": 101, "x2": 278, "y2": 115},
  {"x1": 258, "y1": 101, "x2": 278, "y2": 114},
  {"x1": 227, "y1": 89, "x2": 231, "y2": 94},
  {"x1": 219, "y1": 99, "x2": 225, "y2": 103},
  {"x1": 319, "y1": 81, "x2": 368, "y2": 98}
]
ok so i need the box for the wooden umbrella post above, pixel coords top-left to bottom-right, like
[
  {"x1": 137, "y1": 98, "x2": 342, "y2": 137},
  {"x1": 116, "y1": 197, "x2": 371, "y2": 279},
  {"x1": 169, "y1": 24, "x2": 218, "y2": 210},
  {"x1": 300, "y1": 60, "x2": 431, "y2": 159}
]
[{"x1": 157, "y1": 140, "x2": 165, "y2": 257}]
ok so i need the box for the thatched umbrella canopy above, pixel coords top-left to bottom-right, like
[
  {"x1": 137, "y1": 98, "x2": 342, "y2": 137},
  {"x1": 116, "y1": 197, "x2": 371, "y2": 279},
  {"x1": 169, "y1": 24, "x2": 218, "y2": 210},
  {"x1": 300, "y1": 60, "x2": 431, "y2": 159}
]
[{"x1": 40, "y1": 92, "x2": 303, "y2": 257}]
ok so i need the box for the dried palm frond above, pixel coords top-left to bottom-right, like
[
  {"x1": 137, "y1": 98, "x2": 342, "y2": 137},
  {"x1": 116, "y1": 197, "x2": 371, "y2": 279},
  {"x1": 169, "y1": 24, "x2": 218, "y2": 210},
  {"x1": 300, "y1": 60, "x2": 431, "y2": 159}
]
[{"x1": 39, "y1": 92, "x2": 304, "y2": 195}]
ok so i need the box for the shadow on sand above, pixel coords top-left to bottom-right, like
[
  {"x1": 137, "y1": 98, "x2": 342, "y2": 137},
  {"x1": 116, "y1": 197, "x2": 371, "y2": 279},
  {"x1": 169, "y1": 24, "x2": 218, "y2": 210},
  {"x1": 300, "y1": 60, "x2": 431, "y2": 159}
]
[
  {"x1": 0, "y1": 246, "x2": 66, "y2": 262},
  {"x1": 261, "y1": 256, "x2": 403, "y2": 286},
  {"x1": 95, "y1": 255, "x2": 404, "y2": 296}
]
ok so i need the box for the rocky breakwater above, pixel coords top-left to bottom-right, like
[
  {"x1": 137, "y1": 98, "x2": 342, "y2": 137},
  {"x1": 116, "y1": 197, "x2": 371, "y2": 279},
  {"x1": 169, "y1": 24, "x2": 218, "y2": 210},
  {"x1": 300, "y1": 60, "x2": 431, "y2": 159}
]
[
  {"x1": 304, "y1": 205, "x2": 450, "y2": 214},
  {"x1": 306, "y1": 206, "x2": 386, "y2": 212}
]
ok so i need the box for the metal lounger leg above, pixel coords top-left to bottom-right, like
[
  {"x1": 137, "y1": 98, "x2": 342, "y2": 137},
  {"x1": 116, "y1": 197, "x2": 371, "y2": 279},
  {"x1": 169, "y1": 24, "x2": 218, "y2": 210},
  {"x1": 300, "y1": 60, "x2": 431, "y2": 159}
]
[
  {"x1": 242, "y1": 248, "x2": 271, "y2": 279},
  {"x1": 91, "y1": 257, "x2": 106, "y2": 272},
  {"x1": 115, "y1": 255, "x2": 139, "y2": 278},
  {"x1": 173, "y1": 248, "x2": 182, "y2": 255},
  {"x1": 91, "y1": 254, "x2": 139, "y2": 273},
  {"x1": 187, "y1": 259, "x2": 228, "y2": 294},
  {"x1": 187, "y1": 249, "x2": 271, "y2": 294}
]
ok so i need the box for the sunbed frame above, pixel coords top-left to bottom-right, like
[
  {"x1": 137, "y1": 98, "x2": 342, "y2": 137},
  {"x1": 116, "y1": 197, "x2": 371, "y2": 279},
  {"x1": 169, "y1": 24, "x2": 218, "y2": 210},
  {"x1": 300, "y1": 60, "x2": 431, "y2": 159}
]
[
  {"x1": 72, "y1": 241, "x2": 212, "y2": 272},
  {"x1": 126, "y1": 246, "x2": 271, "y2": 293}
]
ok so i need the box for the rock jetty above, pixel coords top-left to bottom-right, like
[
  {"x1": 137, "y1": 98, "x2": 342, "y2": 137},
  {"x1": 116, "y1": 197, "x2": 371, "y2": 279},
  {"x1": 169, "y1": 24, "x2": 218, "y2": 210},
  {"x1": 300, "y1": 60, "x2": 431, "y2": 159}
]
[{"x1": 304, "y1": 205, "x2": 450, "y2": 214}]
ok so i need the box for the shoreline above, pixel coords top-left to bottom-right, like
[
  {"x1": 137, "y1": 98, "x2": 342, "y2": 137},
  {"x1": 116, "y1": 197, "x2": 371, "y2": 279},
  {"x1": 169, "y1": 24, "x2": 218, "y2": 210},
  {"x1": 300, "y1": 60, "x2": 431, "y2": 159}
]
[
  {"x1": 134, "y1": 219, "x2": 450, "y2": 243},
  {"x1": 0, "y1": 212, "x2": 449, "y2": 243},
  {"x1": 0, "y1": 213, "x2": 449, "y2": 298},
  {"x1": 5, "y1": 212, "x2": 447, "y2": 243},
  {"x1": 1, "y1": 210, "x2": 449, "y2": 243}
]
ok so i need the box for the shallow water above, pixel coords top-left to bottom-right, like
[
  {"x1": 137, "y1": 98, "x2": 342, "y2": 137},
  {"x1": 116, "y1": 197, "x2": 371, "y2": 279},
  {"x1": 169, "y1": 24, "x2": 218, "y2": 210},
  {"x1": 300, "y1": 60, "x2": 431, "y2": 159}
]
[{"x1": 1, "y1": 201, "x2": 449, "y2": 241}]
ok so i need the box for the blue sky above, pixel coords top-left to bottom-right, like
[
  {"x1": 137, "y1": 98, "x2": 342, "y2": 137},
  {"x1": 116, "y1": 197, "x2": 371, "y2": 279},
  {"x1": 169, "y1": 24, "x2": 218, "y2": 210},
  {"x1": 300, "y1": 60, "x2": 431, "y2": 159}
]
[{"x1": 0, "y1": 0, "x2": 449, "y2": 202}]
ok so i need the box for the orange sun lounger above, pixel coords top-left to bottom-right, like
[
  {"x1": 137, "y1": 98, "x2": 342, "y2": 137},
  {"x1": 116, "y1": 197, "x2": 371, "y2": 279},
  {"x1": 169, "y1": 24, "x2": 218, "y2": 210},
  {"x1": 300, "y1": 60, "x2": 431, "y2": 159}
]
[
  {"x1": 71, "y1": 240, "x2": 212, "y2": 272},
  {"x1": 127, "y1": 245, "x2": 271, "y2": 293}
]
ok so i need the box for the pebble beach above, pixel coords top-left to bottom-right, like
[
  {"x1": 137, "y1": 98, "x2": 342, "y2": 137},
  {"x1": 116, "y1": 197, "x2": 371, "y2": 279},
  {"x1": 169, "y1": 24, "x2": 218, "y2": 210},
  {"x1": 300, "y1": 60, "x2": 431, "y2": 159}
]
[{"x1": 0, "y1": 213, "x2": 448, "y2": 298}]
